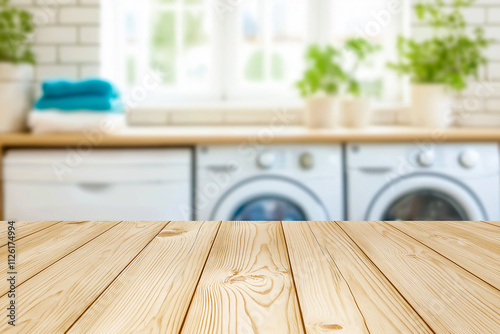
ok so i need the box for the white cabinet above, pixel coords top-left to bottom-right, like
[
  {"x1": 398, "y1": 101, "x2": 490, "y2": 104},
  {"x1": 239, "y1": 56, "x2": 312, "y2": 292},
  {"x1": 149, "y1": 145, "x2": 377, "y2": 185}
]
[{"x1": 3, "y1": 149, "x2": 192, "y2": 221}]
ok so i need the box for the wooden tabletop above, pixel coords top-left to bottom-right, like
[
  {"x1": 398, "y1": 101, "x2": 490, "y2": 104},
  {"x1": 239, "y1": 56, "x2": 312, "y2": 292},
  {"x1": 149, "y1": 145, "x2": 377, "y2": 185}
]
[
  {"x1": 2, "y1": 126, "x2": 500, "y2": 148},
  {"x1": 1, "y1": 221, "x2": 499, "y2": 333}
]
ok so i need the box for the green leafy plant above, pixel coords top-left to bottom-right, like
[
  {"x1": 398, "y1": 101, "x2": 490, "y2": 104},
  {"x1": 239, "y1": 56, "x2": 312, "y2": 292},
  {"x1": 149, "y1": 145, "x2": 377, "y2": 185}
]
[
  {"x1": 388, "y1": 0, "x2": 491, "y2": 91},
  {"x1": 296, "y1": 39, "x2": 381, "y2": 98},
  {"x1": 295, "y1": 45, "x2": 347, "y2": 98},
  {"x1": 0, "y1": 0, "x2": 36, "y2": 64},
  {"x1": 344, "y1": 38, "x2": 382, "y2": 97}
]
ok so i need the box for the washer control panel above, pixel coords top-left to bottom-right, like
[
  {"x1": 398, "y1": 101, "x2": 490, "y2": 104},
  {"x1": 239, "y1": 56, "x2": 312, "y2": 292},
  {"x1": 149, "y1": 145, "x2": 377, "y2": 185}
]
[
  {"x1": 257, "y1": 151, "x2": 277, "y2": 170},
  {"x1": 417, "y1": 151, "x2": 435, "y2": 167},
  {"x1": 256, "y1": 150, "x2": 316, "y2": 171},
  {"x1": 459, "y1": 149, "x2": 479, "y2": 169}
]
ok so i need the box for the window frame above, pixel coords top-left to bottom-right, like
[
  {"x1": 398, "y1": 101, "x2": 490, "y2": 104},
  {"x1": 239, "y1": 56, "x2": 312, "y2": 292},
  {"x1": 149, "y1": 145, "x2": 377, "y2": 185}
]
[{"x1": 102, "y1": 0, "x2": 412, "y2": 119}]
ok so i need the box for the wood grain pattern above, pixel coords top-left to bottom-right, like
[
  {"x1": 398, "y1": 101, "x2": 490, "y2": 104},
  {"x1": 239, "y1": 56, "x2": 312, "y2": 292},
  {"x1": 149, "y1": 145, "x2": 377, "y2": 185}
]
[
  {"x1": 0, "y1": 221, "x2": 168, "y2": 334},
  {"x1": 387, "y1": 221, "x2": 500, "y2": 290},
  {"x1": 339, "y1": 221, "x2": 500, "y2": 334},
  {"x1": 283, "y1": 221, "x2": 433, "y2": 334},
  {"x1": 68, "y1": 221, "x2": 221, "y2": 334},
  {"x1": 483, "y1": 221, "x2": 500, "y2": 228},
  {"x1": 181, "y1": 221, "x2": 304, "y2": 334},
  {"x1": 0, "y1": 221, "x2": 498, "y2": 333},
  {"x1": 0, "y1": 221, "x2": 119, "y2": 296},
  {"x1": 283, "y1": 221, "x2": 369, "y2": 334},
  {"x1": 2, "y1": 127, "x2": 500, "y2": 148},
  {"x1": 0, "y1": 221, "x2": 61, "y2": 247}
]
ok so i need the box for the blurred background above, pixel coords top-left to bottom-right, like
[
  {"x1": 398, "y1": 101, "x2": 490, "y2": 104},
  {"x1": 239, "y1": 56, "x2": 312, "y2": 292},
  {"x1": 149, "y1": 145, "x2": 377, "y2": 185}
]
[{"x1": 1, "y1": 0, "x2": 499, "y2": 222}]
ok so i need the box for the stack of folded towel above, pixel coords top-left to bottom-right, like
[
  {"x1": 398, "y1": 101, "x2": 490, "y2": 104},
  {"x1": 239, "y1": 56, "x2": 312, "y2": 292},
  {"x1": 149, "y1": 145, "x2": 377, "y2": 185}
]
[{"x1": 29, "y1": 79, "x2": 126, "y2": 134}]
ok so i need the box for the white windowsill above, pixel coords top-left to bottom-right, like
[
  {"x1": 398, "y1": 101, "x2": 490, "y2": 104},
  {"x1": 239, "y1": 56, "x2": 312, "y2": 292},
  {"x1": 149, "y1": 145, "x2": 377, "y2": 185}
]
[{"x1": 127, "y1": 101, "x2": 411, "y2": 126}]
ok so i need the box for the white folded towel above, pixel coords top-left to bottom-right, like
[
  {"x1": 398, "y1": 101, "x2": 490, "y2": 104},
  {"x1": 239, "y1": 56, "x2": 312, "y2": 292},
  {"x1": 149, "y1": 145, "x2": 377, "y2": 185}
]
[{"x1": 28, "y1": 110, "x2": 126, "y2": 134}]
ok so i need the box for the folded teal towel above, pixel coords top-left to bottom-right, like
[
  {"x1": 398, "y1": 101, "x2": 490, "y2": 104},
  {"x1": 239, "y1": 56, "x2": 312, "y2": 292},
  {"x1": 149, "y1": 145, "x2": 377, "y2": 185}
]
[
  {"x1": 42, "y1": 79, "x2": 119, "y2": 98},
  {"x1": 35, "y1": 96, "x2": 123, "y2": 112}
]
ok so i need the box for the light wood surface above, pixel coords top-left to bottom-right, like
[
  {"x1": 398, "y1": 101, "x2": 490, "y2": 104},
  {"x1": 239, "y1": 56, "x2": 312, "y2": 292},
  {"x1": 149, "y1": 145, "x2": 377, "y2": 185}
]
[
  {"x1": 2, "y1": 127, "x2": 500, "y2": 148},
  {"x1": 339, "y1": 221, "x2": 500, "y2": 334},
  {"x1": 387, "y1": 221, "x2": 500, "y2": 290},
  {"x1": 181, "y1": 221, "x2": 304, "y2": 333},
  {"x1": 0, "y1": 221, "x2": 118, "y2": 296},
  {"x1": 283, "y1": 221, "x2": 370, "y2": 334},
  {"x1": 283, "y1": 221, "x2": 433, "y2": 333},
  {"x1": 1, "y1": 221, "x2": 499, "y2": 333},
  {"x1": 0, "y1": 221, "x2": 61, "y2": 247},
  {"x1": 0, "y1": 221, "x2": 167, "y2": 333},
  {"x1": 68, "y1": 221, "x2": 221, "y2": 334},
  {"x1": 484, "y1": 221, "x2": 500, "y2": 228}
]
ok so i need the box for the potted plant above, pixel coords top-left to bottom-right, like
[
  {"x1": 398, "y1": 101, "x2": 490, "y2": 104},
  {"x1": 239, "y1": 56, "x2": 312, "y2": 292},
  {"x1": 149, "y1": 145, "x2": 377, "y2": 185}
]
[
  {"x1": 389, "y1": 0, "x2": 491, "y2": 128},
  {"x1": 0, "y1": 0, "x2": 36, "y2": 133},
  {"x1": 296, "y1": 45, "x2": 348, "y2": 129},
  {"x1": 342, "y1": 38, "x2": 381, "y2": 128}
]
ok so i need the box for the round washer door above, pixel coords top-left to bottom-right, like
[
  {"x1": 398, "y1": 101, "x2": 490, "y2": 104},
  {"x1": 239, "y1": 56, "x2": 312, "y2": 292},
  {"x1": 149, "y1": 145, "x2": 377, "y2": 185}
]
[
  {"x1": 211, "y1": 178, "x2": 329, "y2": 221},
  {"x1": 366, "y1": 175, "x2": 487, "y2": 221}
]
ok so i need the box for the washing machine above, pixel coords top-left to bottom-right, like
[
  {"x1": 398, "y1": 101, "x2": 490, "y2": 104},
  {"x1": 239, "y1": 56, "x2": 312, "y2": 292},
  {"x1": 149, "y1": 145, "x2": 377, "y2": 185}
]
[
  {"x1": 347, "y1": 143, "x2": 500, "y2": 221},
  {"x1": 196, "y1": 145, "x2": 343, "y2": 221}
]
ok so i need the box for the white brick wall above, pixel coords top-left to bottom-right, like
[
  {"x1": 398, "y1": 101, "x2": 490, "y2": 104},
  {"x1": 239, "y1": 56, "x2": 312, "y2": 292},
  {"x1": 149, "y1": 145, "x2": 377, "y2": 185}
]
[
  {"x1": 10, "y1": 0, "x2": 500, "y2": 125},
  {"x1": 405, "y1": 0, "x2": 500, "y2": 126},
  {"x1": 11, "y1": 0, "x2": 100, "y2": 98}
]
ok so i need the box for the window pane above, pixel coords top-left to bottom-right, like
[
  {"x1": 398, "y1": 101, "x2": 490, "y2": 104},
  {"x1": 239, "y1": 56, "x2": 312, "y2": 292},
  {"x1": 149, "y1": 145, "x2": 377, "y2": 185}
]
[
  {"x1": 239, "y1": 0, "x2": 306, "y2": 90},
  {"x1": 150, "y1": 11, "x2": 176, "y2": 84},
  {"x1": 330, "y1": 0, "x2": 407, "y2": 103},
  {"x1": 155, "y1": 0, "x2": 175, "y2": 4},
  {"x1": 119, "y1": 0, "x2": 213, "y2": 93},
  {"x1": 126, "y1": 56, "x2": 137, "y2": 85},
  {"x1": 183, "y1": 11, "x2": 210, "y2": 85}
]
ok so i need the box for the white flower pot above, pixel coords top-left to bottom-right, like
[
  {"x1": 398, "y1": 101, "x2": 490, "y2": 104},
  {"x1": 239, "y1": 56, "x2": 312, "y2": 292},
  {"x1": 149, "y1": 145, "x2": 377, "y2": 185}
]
[
  {"x1": 411, "y1": 84, "x2": 453, "y2": 128},
  {"x1": 0, "y1": 62, "x2": 33, "y2": 133},
  {"x1": 342, "y1": 97, "x2": 371, "y2": 128},
  {"x1": 305, "y1": 96, "x2": 341, "y2": 129}
]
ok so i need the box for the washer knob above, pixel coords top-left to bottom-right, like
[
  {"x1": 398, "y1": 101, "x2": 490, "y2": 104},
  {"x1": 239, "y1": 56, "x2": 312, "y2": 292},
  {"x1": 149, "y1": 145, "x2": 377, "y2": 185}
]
[
  {"x1": 417, "y1": 151, "x2": 435, "y2": 167},
  {"x1": 459, "y1": 149, "x2": 479, "y2": 169},
  {"x1": 257, "y1": 151, "x2": 275, "y2": 169},
  {"x1": 299, "y1": 152, "x2": 314, "y2": 170}
]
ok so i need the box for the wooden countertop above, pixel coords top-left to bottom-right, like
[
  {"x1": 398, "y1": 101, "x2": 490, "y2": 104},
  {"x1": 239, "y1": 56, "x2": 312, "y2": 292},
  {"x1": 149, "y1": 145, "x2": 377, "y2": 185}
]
[
  {"x1": 1, "y1": 220, "x2": 499, "y2": 333},
  {"x1": 2, "y1": 126, "x2": 500, "y2": 147}
]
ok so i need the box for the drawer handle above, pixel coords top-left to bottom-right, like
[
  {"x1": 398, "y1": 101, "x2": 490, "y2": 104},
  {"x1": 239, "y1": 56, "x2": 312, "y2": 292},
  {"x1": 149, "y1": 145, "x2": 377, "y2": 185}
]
[
  {"x1": 77, "y1": 183, "x2": 112, "y2": 192},
  {"x1": 358, "y1": 167, "x2": 392, "y2": 174}
]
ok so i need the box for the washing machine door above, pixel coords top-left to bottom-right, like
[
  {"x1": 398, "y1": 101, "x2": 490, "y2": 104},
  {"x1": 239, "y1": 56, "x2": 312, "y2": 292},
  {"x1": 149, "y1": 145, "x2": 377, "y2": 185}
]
[
  {"x1": 366, "y1": 174, "x2": 487, "y2": 221},
  {"x1": 211, "y1": 178, "x2": 329, "y2": 221}
]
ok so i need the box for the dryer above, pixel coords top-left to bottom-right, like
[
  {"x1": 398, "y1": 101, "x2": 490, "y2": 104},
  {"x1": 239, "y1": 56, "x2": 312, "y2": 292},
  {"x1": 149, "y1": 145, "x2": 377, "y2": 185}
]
[
  {"x1": 196, "y1": 145, "x2": 343, "y2": 221},
  {"x1": 346, "y1": 143, "x2": 500, "y2": 221}
]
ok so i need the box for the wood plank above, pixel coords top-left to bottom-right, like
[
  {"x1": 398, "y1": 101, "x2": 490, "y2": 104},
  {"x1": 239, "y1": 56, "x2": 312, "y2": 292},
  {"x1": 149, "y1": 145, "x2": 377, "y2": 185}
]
[
  {"x1": 0, "y1": 221, "x2": 61, "y2": 247},
  {"x1": 339, "y1": 221, "x2": 500, "y2": 334},
  {"x1": 67, "y1": 221, "x2": 221, "y2": 334},
  {"x1": 0, "y1": 221, "x2": 119, "y2": 296},
  {"x1": 283, "y1": 221, "x2": 433, "y2": 333},
  {"x1": 283, "y1": 221, "x2": 368, "y2": 334},
  {"x1": 3, "y1": 127, "x2": 500, "y2": 147},
  {"x1": 0, "y1": 221, "x2": 168, "y2": 333},
  {"x1": 387, "y1": 221, "x2": 500, "y2": 290},
  {"x1": 483, "y1": 221, "x2": 500, "y2": 228},
  {"x1": 181, "y1": 221, "x2": 304, "y2": 334}
]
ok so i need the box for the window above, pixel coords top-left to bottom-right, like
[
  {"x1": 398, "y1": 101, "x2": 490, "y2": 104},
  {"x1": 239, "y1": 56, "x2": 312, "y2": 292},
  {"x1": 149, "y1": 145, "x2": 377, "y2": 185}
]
[{"x1": 102, "y1": 0, "x2": 410, "y2": 109}]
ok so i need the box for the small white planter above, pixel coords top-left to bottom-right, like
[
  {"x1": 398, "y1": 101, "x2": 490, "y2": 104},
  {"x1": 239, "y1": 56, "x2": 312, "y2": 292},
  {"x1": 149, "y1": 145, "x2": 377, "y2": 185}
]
[
  {"x1": 342, "y1": 97, "x2": 371, "y2": 128},
  {"x1": 305, "y1": 96, "x2": 341, "y2": 129},
  {"x1": 0, "y1": 62, "x2": 33, "y2": 133},
  {"x1": 411, "y1": 84, "x2": 453, "y2": 128}
]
